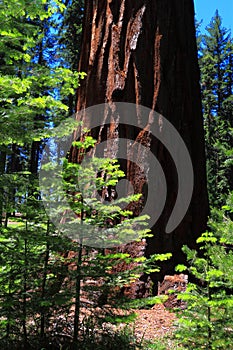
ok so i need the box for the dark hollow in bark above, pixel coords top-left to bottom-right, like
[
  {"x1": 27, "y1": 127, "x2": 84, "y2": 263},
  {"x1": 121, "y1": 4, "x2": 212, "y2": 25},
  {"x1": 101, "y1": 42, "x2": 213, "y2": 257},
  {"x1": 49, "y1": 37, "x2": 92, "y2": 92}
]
[{"x1": 71, "y1": 0, "x2": 209, "y2": 293}]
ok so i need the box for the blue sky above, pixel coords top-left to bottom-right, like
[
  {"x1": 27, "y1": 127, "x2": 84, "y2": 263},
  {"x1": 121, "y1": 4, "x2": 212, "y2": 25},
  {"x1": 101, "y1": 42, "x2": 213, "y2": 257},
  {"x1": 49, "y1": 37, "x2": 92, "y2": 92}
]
[{"x1": 194, "y1": 0, "x2": 233, "y2": 33}]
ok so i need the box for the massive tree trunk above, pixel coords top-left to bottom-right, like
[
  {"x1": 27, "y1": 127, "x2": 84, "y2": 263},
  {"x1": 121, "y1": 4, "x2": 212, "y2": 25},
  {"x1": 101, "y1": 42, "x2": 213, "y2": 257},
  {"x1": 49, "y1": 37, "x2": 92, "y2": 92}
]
[{"x1": 72, "y1": 0, "x2": 209, "y2": 290}]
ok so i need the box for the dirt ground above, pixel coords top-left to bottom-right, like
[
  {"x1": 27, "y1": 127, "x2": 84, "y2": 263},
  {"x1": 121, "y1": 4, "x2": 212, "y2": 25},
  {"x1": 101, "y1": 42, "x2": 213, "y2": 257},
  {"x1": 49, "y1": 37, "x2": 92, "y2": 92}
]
[{"x1": 133, "y1": 303, "x2": 177, "y2": 341}]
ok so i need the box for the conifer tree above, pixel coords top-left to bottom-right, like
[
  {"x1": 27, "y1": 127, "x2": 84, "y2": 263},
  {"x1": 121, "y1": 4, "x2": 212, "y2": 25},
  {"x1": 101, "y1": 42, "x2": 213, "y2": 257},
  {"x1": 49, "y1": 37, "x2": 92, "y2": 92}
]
[
  {"x1": 175, "y1": 192, "x2": 233, "y2": 349},
  {"x1": 199, "y1": 11, "x2": 233, "y2": 206}
]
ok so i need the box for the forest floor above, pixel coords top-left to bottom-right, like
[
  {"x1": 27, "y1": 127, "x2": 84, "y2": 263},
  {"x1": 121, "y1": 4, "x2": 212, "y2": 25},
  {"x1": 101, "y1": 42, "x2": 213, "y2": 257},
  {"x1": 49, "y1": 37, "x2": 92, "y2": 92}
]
[
  {"x1": 69, "y1": 274, "x2": 187, "y2": 345},
  {"x1": 130, "y1": 302, "x2": 177, "y2": 341},
  {"x1": 111, "y1": 274, "x2": 186, "y2": 341}
]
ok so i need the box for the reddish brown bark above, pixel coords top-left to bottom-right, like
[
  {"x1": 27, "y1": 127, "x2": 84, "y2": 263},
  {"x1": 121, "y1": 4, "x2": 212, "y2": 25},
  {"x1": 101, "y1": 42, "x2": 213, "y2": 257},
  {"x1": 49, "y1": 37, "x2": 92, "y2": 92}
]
[{"x1": 73, "y1": 0, "x2": 209, "y2": 290}]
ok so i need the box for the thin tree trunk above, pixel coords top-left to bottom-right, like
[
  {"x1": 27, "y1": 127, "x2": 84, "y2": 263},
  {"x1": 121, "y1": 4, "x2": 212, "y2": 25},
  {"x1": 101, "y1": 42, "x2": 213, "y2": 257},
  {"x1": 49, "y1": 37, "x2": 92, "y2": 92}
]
[
  {"x1": 73, "y1": 0, "x2": 209, "y2": 288},
  {"x1": 6, "y1": 268, "x2": 13, "y2": 339},
  {"x1": 22, "y1": 236, "x2": 28, "y2": 347},
  {"x1": 73, "y1": 243, "x2": 83, "y2": 345},
  {"x1": 73, "y1": 203, "x2": 84, "y2": 345},
  {"x1": 40, "y1": 220, "x2": 50, "y2": 339},
  {"x1": 0, "y1": 150, "x2": 6, "y2": 226}
]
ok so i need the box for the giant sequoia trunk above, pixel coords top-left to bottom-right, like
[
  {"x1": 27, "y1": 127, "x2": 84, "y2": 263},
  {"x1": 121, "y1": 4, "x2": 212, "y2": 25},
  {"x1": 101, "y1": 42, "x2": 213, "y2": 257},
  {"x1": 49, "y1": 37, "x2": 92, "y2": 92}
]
[{"x1": 72, "y1": 0, "x2": 209, "y2": 289}]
